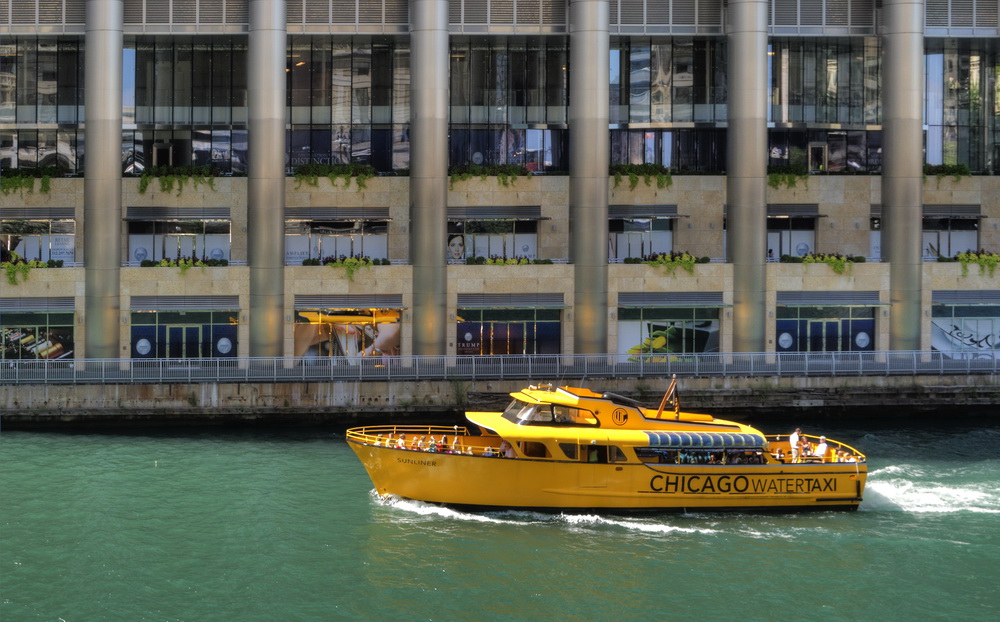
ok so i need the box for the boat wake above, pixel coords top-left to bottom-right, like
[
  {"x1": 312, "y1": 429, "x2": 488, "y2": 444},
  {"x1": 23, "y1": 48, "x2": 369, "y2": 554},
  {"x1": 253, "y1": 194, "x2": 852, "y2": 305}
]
[
  {"x1": 370, "y1": 491, "x2": 720, "y2": 534},
  {"x1": 862, "y1": 463, "x2": 1000, "y2": 514},
  {"x1": 558, "y1": 513, "x2": 721, "y2": 535}
]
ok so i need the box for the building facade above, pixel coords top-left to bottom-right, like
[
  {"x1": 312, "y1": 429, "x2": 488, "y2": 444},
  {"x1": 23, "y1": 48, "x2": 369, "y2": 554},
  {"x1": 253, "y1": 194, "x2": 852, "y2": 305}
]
[{"x1": 1, "y1": 0, "x2": 999, "y2": 362}]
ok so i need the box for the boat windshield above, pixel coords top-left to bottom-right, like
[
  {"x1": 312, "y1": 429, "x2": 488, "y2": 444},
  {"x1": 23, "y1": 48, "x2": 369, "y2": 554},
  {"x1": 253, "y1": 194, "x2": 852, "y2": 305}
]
[{"x1": 501, "y1": 400, "x2": 595, "y2": 426}]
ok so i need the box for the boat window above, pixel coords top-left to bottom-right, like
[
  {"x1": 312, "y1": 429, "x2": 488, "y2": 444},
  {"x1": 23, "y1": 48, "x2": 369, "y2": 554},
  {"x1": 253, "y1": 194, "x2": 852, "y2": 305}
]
[
  {"x1": 558, "y1": 443, "x2": 578, "y2": 459},
  {"x1": 521, "y1": 441, "x2": 548, "y2": 458},
  {"x1": 501, "y1": 401, "x2": 598, "y2": 426},
  {"x1": 585, "y1": 445, "x2": 608, "y2": 463},
  {"x1": 551, "y1": 405, "x2": 573, "y2": 423},
  {"x1": 502, "y1": 399, "x2": 532, "y2": 420},
  {"x1": 609, "y1": 446, "x2": 628, "y2": 463}
]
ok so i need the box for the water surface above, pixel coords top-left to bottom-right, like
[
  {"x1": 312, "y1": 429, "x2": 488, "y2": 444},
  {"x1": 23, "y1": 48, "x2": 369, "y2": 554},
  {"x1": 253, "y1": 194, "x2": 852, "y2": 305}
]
[{"x1": 2, "y1": 419, "x2": 997, "y2": 620}]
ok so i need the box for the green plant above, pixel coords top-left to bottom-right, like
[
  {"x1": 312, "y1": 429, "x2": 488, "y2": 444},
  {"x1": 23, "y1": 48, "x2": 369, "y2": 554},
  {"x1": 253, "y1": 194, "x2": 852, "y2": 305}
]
[
  {"x1": 642, "y1": 251, "x2": 699, "y2": 275},
  {"x1": 448, "y1": 164, "x2": 530, "y2": 188},
  {"x1": 0, "y1": 167, "x2": 58, "y2": 195},
  {"x1": 293, "y1": 163, "x2": 376, "y2": 190},
  {"x1": 955, "y1": 250, "x2": 1000, "y2": 277},
  {"x1": 449, "y1": 380, "x2": 469, "y2": 406},
  {"x1": 791, "y1": 253, "x2": 863, "y2": 275},
  {"x1": 140, "y1": 256, "x2": 228, "y2": 272},
  {"x1": 318, "y1": 254, "x2": 374, "y2": 280},
  {"x1": 138, "y1": 166, "x2": 217, "y2": 196},
  {"x1": 610, "y1": 164, "x2": 673, "y2": 190},
  {"x1": 468, "y1": 256, "x2": 552, "y2": 265},
  {"x1": 923, "y1": 163, "x2": 971, "y2": 187},
  {"x1": 1, "y1": 253, "x2": 50, "y2": 285},
  {"x1": 767, "y1": 165, "x2": 809, "y2": 189}
]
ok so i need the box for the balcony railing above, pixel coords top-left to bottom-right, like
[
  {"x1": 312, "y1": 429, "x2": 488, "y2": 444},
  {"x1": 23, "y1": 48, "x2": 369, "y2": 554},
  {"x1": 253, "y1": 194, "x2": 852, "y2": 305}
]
[{"x1": 0, "y1": 351, "x2": 995, "y2": 385}]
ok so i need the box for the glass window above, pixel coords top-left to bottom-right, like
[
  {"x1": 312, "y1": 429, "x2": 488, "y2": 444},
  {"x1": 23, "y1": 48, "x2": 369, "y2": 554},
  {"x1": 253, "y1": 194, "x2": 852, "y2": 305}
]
[
  {"x1": 450, "y1": 36, "x2": 568, "y2": 170},
  {"x1": 457, "y1": 308, "x2": 561, "y2": 355},
  {"x1": 922, "y1": 218, "x2": 979, "y2": 259},
  {"x1": 609, "y1": 218, "x2": 673, "y2": 260},
  {"x1": 448, "y1": 220, "x2": 539, "y2": 261},
  {"x1": 130, "y1": 310, "x2": 239, "y2": 359},
  {"x1": 925, "y1": 39, "x2": 998, "y2": 173},
  {"x1": 1, "y1": 218, "x2": 76, "y2": 263},
  {"x1": 127, "y1": 220, "x2": 231, "y2": 264},
  {"x1": 767, "y1": 217, "x2": 816, "y2": 258},
  {"x1": 284, "y1": 219, "x2": 389, "y2": 264},
  {"x1": 775, "y1": 306, "x2": 876, "y2": 352}
]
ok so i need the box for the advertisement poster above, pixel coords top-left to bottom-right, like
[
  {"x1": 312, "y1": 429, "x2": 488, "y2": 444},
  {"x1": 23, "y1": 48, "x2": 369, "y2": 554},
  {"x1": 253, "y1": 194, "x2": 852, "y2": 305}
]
[
  {"x1": 294, "y1": 310, "x2": 401, "y2": 362},
  {"x1": 619, "y1": 320, "x2": 720, "y2": 360},
  {"x1": 931, "y1": 318, "x2": 999, "y2": 359},
  {"x1": 2, "y1": 326, "x2": 74, "y2": 360}
]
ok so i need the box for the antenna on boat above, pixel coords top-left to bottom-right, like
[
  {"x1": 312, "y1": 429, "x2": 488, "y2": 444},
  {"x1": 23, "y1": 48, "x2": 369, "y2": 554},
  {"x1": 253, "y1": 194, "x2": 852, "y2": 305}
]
[{"x1": 655, "y1": 374, "x2": 680, "y2": 419}]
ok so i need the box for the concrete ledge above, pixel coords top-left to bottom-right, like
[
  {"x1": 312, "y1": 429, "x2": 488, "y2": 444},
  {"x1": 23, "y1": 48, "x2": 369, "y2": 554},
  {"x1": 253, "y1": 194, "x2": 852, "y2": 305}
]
[{"x1": 2, "y1": 374, "x2": 997, "y2": 428}]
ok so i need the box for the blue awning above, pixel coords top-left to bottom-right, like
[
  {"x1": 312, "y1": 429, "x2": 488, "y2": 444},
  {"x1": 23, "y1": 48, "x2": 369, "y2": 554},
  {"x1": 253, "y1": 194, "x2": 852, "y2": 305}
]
[{"x1": 644, "y1": 431, "x2": 767, "y2": 449}]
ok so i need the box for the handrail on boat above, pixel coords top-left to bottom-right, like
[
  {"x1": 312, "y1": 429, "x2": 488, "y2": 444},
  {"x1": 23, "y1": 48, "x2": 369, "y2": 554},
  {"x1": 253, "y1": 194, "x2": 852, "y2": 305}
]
[
  {"x1": 766, "y1": 433, "x2": 866, "y2": 462},
  {"x1": 347, "y1": 425, "x2": 501, "y2": 456}
]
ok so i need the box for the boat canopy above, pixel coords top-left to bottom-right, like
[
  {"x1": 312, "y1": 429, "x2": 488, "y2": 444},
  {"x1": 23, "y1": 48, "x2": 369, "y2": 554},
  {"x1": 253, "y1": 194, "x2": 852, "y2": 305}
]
[{"x1": 644, "y1": 431, "x2": 767, "y2": 449}]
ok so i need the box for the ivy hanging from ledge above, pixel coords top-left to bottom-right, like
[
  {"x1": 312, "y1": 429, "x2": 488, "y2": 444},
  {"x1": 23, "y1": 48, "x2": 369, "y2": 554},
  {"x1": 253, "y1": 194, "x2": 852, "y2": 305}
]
[
  {"x1": 137, "y1": 166, "x2": 217, "y2": 196},
  {"x1": 293, "y1": 163, "x2": 376, "y2": 190},
  {"x1": 448, "y1": 164, "x2": 531, "y2": 189},
  {"x1": 0, "y1": 167, "x2": 60, "y2": 195},
  {"x1": 610, "y1": 164, "x2": 673, "y2": 190}
]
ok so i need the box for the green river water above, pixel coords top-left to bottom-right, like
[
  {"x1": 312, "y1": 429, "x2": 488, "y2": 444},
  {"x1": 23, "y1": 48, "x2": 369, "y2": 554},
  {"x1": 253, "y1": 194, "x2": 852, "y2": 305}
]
[{"x1": 1, "y1": 417, "x2": 998, "y2": 621}]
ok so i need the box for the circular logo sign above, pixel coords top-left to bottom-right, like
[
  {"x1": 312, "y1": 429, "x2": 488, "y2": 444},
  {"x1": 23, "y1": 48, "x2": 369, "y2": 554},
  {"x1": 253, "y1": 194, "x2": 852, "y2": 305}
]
[
  {"x1": 778, "y1": 332, "x2": 794, "y2": 349},
  {"x1": 136, "y1": 338, "x2": 152, "y2": 356},
  {"x1": 612, "y1": 408, "x2": 628, "y2": 426},
  {"x1": 217, "y1": 337, "x2": 233, "y2": 355},
  {"x1": 854, "y1": 331, "x2": 871, "y2": 349}
]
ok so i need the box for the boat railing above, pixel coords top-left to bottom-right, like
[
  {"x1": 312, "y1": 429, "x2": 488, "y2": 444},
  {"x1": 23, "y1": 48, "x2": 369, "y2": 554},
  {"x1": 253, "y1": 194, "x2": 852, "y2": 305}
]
[
  {"x1": 766, "y1": 434, "x2": 866, "y2": 463},
  {"x1": 347, "y1": 425, "x2": 506, "y2": 457}
]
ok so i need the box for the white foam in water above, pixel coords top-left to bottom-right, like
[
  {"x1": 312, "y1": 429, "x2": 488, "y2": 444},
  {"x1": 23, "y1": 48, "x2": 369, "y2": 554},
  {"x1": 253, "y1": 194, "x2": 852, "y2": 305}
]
[
  {"x1": 372, "y1": 491, "x2": 542, "y2": 525},
  {"x1": 561, "y1": 513, "x2": 720, "y2": 536},
  {"x1": 863, "y1": 465, "x2": 1000, "y2": 514},
  {"x1": 372, "y1": 491, "x2": 720, "y2": 534}
]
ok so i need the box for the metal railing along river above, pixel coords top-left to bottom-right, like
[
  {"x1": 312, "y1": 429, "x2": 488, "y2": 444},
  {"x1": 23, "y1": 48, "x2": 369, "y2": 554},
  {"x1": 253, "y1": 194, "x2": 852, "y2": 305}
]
[{"x1": 0, "y1": 351, "x2": 996, "y2": 385}]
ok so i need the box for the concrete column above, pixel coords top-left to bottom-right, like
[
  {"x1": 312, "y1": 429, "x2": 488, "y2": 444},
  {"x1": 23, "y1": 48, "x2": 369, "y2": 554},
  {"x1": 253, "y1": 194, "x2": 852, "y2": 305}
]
[
  {"x1": 882, "y1": 0, "x2": 924, "y2": 350},
  {"x1": 726, "y1": 0, "x2": 768, "y2": 352},
  {"x1": 569, "y1": 0, "x2": 610, "y2": 355},
  {"x1": 409, "y1": 0, "x2": 449, "y2": 356},
  {"x1": 84, "y1": 0, "x2": 123, "y2": 358},
  {"x1": 247, "y1": 0, "x2": 286, "y2": 357}
]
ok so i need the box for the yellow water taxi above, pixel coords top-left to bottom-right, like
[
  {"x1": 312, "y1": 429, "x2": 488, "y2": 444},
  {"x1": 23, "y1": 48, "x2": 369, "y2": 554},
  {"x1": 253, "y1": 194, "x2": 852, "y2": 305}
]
[{"x1": 346, "y1": 382, "x2": 867, "y2": 512}]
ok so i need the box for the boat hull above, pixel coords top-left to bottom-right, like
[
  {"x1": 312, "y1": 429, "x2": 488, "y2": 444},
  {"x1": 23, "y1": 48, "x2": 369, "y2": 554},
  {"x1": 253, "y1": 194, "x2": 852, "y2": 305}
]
[{"x1": 348, "y1": 441, "x2": 867, "y2": 512}]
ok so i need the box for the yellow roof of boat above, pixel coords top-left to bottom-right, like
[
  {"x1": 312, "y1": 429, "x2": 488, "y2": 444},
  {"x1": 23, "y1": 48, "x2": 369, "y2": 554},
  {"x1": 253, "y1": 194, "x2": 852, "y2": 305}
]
[{"x1": 466, "y1": 384, "x2": 763, "y2": 445}]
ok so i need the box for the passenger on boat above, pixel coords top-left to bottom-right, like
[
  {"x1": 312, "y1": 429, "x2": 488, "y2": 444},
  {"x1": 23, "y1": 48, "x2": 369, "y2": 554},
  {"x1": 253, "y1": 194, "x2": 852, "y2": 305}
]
[
  {"x1": 814, "y1": 436, "x2": 829, "y2": 460},
  {"x1": 789, "y1": 428, "x2": 802, "y2": 461},
  {"x1": 374, "y1": 434, "x2": 383, "y2": 447},
  {"x1": 499, "y1": 440, "x2": 516, "y2": 459},
  {"x1": 774, "y1": 447, "x2": 786, "y2": 462},
  {"x1": 797, "y1": 438, "x2": 812, "y2": 461},
  {"x1": 396, "y1": 434, "x2": 406, "y2": 449},
  {"x1": 483, "y1": 446, "x2": 497, "y2": 457}
]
